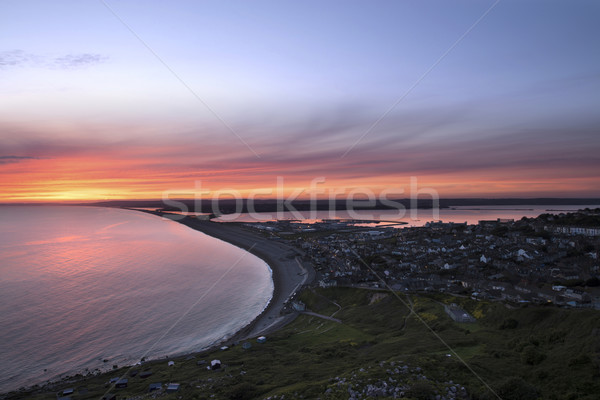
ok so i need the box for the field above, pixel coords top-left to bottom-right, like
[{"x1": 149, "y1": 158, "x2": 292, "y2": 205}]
[{"x1": 6, "y1": 288, "x2": 600, "y2": 400}]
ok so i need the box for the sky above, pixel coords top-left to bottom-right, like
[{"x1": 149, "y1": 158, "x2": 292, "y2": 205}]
[{"x1": 1, "y1": 0, "x2": 599, "y2": 202}]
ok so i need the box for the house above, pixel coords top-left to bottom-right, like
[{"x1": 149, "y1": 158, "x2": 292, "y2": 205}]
[
  {"x1": 167, "y1": 361, "x2": 175, "y2": 366},
  {"x1": 564, "y1": 289, "x2": 586, "y2": 301},
  {"x1": 554, "y1": 226, "x2": 600, "y2": 236},
  {"x1": 292, "y1": 301, "x2": 306, "y2": 311},
  {"x1": 139, "y1": 370, "x2": 153, "y2": 378},
  {"x1": 148, "y1": 383, "x2": 162, "y2": 392},
  {"x1": 515, "y1": 285, "x2": 531, "y2": 294},
  {"x1": 166, "y1": 383, "x2": 180, "y2": 393},
  {"x1": 535, "y1": 290, "x2": 556, "y2": 303},
  {"x1": 319, "y1": 279, "x2": 337, "y2": 288},
  {"x1": 491, "y1": 282, "x2": 510, "y2": 292},
  {"x1": 242, "y1": 342, "x2": 252, "y2": 350},
  {"x1": 62, "y1": 388, "x2": 74, "y2": 396},
  {"x1": 211, "y1": 359, "x2": 221, "y2": 370},
  {"x1": 257, "y1": 336, "x2": 267, "y2": 344},
  {"x1": 115, "y1": 379, "x2": 128, "y2": 389}
]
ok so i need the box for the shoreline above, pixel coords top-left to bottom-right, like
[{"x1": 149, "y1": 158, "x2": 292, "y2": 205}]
[{"x1": 158, "y1": 213, "x2": 314, "y2": 344}]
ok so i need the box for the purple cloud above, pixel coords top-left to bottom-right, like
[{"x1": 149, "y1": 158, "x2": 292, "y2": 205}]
[{"x1": 0, "y1": 49, "x2": 107, "y2": 69}]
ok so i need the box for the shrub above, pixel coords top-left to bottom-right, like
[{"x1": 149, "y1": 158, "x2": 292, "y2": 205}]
[
  {"x1": 495, "y1": 377, "x2": 539, "y2": 400},
  {"x1": 568, "y1": 354, "x2": 591, "y2": 366},
  {"x1": 226, "y1": 382, "x2": 258, "y2": 400},
  {"x1": 521, "y1": 345, "x2": 546, "y2": 365},
  {"x1": 500, "y1": 318, "x2": 518, "y2": 329},
  {"x1": 407, "y1": 380, "x2": 437, "y2": 399}
]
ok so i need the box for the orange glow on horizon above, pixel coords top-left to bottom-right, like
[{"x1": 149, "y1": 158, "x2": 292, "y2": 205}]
[{"x1": 2, "y1": 150, "x2": 599, "y2": 203}]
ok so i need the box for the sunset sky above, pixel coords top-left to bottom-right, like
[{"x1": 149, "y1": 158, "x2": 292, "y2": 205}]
[{"x1": 1, "y1": 0, "x2": 599, "y2": 202}]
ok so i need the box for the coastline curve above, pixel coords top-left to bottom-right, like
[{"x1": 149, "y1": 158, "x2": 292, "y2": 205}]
[{"x1": 139, "y1": 210, "x2": 315, "y2": 344}]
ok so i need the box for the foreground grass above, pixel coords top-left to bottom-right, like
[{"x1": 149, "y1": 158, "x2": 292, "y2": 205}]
[{"x1": 5, "y1": 288, "x2": 600, "y2": 400}]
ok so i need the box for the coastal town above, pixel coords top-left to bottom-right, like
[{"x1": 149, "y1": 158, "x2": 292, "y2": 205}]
[{"x1": 245, "y1": 208, "x2": 600, "y2": 310}]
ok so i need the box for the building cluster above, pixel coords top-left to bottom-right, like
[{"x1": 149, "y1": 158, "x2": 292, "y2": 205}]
[{"x1": 258, "y1": 209, "x2": 600, "y2": 309}]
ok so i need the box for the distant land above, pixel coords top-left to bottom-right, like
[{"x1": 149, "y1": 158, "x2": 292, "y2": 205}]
[{"x1": 3, "y1": 198, "x2": 599, "y2": 215}]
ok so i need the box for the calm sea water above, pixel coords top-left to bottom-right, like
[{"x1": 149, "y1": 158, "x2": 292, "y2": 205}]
[
  {"x1": 213, "y1": 205, "x2": 598, "y2": 226},
  {"x1": 0, "y1": 206, "x2": 273, "y2": 393}
]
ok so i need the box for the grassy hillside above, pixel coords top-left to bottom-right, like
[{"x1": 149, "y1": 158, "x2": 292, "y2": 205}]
[{"x1": 5, "y1": 288, "x2": 600, "y2": 400}]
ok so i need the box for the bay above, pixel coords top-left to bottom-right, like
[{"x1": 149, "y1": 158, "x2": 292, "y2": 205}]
[{"x1": 0, "y1": 206, "x2": 272, "y2": 393}]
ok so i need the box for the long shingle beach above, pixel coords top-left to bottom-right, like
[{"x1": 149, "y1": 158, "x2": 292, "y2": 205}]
[{"x1": 160, "y1": 213, "x2": 315, "y2": 341}]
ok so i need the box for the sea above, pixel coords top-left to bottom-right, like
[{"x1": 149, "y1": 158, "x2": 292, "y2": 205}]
[{"x1": 0, "y1": 206, "x2": 273, "y2": 393}]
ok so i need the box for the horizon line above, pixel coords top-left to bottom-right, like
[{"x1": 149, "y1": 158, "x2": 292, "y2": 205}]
[{"x1": 2, "y1": 197, "x2": 600, "y2": 206}]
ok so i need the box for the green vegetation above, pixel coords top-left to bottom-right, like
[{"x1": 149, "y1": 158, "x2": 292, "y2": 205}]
[
  {"x1": 7, "y1": 288, "x2": 600, "y2": 399},
  {"x1": 537, "y1": 209, "x2": 600, "y2": 227}
]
